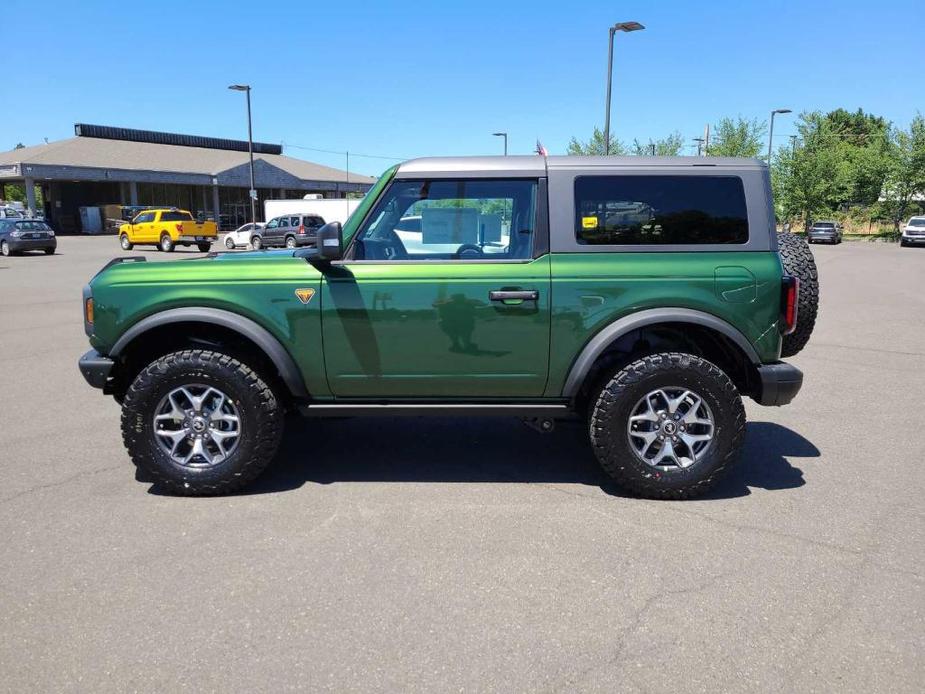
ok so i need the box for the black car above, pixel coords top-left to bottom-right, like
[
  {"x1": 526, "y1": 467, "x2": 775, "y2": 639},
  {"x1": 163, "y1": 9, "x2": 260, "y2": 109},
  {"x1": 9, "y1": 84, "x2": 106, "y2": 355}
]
[
  {"x1": 0, "y1": 219, "x2": 57, "y2": 256},
  {"x1": 255, "y1": 214, "x2": 325, "y2": 249}
]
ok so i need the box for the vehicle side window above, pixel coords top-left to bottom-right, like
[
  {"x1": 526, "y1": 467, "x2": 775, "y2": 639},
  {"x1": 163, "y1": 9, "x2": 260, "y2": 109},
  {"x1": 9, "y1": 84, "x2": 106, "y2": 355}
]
[
  {"x1": 161, "y1": 211, "x2": 194, "y2": 222},
  {"x1": 352, "y1": 178, "x2": 537, "y2": 261},
  {"x1": 134, "y1": 212, "x2": 155, "y2": 224},
  {"x1": 574, "y1": 175, "x2": 749, "y2": 245},
  {"x1": 305, "y1": 216, "x2": 323, "y2": 228},
  {"x1": 290, "y1": 216, "x2": 300, "y2": 227},
  {"x1": 278, "y1": 218, "x2": 290, "y2": 228}
]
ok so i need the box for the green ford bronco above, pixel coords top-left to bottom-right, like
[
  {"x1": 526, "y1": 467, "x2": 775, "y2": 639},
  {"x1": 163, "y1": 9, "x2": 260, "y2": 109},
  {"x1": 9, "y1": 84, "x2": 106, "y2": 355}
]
[{"x1": 79, "y1": 156, "x2": 818, "y2": 498}]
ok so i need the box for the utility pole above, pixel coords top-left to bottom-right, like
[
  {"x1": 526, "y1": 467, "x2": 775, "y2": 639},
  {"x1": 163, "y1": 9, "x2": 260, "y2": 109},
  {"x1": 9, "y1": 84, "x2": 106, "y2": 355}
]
[
  {"x1": 693, "y1": 137, "x2": 705, "y2": 156},
  {"x1": 228, "y1": 84, "x2": 257, "y2": 226},
  {"x1": 767, "y1": 108, "x2": 792, "y2": 165},
  {"x1": 604, "y1": 21, "x2": 645, "y2": 154},
  {"x1": 492, "y1": 132, "x2": 508, "y2": 155}
]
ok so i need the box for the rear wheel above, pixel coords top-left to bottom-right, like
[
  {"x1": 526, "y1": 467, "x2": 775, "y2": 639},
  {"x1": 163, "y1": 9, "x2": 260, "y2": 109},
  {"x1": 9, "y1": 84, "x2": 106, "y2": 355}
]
[
  {"x1": 120, "y1": 234, "x2": 133, "y2": 251},
  {"x1": 197, "y1": 242, "x2": 211, "y2": 253},
  {"x1": 120, "y1": 349, "x2": 284, "y2": 495},
  {"x1": 285, "y1": 235, "x2": 297, "y2": 249},
  {"x1": 159, "y1": 234, "x2": 175, "y2": 252},
  {"x1": 589, "y1": 352, "x2": 745, "y2": 500},
  {"x1": 251, "y1": 236, "x2": 262, "y2": 250},
  {"x1": 777, "y1": 232, "x2": 819, "y2": 357}
]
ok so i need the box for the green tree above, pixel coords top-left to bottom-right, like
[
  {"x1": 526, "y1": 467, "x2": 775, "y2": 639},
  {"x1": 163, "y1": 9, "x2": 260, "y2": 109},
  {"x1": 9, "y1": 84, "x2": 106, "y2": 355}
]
[
  {"x1": 567, "y1": 127, "x2": 627, "y2": 155},
  {"x1": 706, "y1": 116, "x2": 767, "y2": 158},
  {"x1": 774, "y1": 109, "x2": 892, "y2": 227},
  {"x1": 880, "y1": 114, "x2": 925, "y2": 230},
  {"x1": 631, "y1": 131, "x2": 685, "y2": 156}
]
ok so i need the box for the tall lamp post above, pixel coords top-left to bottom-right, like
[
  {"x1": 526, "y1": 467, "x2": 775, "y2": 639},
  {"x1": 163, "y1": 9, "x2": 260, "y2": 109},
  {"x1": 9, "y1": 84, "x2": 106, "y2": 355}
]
[
  {"x1": 228, "y1": 84, "x2": 257, "y2": 226},
  {"x1": 492, "y1": 132, "x2": 508, "y2": 155},
  {"x1": 767, "y1": 108, "x2": 791, "y2": 166},
  {"x1": 604, "y1": 21, "x2": 645, "y2": 155}
]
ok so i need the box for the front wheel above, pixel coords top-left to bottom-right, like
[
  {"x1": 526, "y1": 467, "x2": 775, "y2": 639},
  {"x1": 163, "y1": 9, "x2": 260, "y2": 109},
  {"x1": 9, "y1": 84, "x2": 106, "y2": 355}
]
[
  {"x1": 120, "y1": 350, "x2": 284, "y2": 495},
  {"x1": 120, "y1": 234, "x2": 134, "y2": 251},
  {"x1": 1, "y1": 240, "x2": 11, "y2": 256},
  {"x1": 159, "y1": 234, "x2": 175, "y2": 252},
  {"x1": 225, "y1": 236, "x2": 236, "y2": 250},
  {"x1": 589, "y1": 352, "x2": 745, "y2": 500},
  {"x1": 44, "y1": 248, "x2": 55, "y2": 255}
]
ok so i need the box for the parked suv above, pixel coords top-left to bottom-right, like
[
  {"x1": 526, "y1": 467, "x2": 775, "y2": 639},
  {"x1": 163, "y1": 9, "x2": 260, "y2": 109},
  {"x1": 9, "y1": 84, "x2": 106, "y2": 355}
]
[
  {"x1": 900, "y1": 216, "x2": 925, "y2": 246},
  {"x1": 807, "y1": 220, "x2": 842, "y2": 244},
  {"x1": 78, "y1": 156, "x2": 818, "y2": 498},
  {"x1": 255, "y1": 214, "x2": 325, "y2": 249}
]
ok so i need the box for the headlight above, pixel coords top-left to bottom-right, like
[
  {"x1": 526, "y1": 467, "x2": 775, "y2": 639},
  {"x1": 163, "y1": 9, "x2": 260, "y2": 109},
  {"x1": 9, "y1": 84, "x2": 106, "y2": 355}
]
[{"x1": 10, "y1": 230, "x2": 23, "y2": 238}]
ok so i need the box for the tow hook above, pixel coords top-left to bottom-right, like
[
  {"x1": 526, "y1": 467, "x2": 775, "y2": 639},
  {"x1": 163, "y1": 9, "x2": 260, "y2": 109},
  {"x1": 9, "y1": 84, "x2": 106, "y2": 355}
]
[{"x1": 522, "y1": 417, "x2": 555, "y2": 434}]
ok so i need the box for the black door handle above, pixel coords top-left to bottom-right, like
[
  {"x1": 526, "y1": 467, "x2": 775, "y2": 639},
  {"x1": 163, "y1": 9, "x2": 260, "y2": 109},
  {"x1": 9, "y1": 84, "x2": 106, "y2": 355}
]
[{"x1": 489, "y1": 290, "x2": 539, "y2": 302}]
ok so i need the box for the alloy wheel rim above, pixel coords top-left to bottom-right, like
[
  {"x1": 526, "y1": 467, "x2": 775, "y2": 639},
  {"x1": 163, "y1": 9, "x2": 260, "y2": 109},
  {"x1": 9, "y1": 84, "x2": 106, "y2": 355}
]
[
  {"x1": 153, "y1": 384, "x2": 242, "y2": 467},
  {"x1": 626, "y1": 387, "x2": 715, "y2": 470}
]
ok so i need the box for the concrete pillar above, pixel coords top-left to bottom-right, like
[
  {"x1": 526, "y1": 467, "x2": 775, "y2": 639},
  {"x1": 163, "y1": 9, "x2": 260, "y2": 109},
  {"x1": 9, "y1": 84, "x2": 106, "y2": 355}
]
[
  {"x1": 24, "y1": 177, "x2": 36, "y2": 215},
  {"x1": 129, "y1": 181, "x2": 138, "y2": 206},
  {"x1": 201, "y1": 186, "x2": 207, "y2": 215},
  {"x1": 279, "y1": 189, "x2": 286, "y2": 199},
  {"x1": 212, "y1": 185, "x2": 221, "y2": 229}
]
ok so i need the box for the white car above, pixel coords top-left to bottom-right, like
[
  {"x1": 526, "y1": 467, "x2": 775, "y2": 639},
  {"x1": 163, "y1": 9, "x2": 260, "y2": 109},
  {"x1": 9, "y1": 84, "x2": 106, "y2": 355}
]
[
  {"x1": 900, "y1": 216, "x2": 925, "y2": 247},
  {"x1": 0, "y1": 206, "x2": 25, "y2": 220},
  {"x1": 222, "y1": 222, "x2": 265, "y2": 250}
]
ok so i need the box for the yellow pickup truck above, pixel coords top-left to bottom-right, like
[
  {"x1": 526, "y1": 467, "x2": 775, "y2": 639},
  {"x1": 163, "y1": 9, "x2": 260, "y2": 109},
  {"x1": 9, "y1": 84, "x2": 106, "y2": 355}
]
[{"x1": 119, "y1": 208, "x2": 217, "y2": 252}]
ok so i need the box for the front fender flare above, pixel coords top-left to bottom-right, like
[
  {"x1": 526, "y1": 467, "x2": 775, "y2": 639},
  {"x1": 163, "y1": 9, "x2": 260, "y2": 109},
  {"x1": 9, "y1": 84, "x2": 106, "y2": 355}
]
[
  {"x1": 561, "y1": 307, "x2": 761, "y2": 398},
  {"x1": 109, "y1": 307, "x2": 308, "y2": 399}
]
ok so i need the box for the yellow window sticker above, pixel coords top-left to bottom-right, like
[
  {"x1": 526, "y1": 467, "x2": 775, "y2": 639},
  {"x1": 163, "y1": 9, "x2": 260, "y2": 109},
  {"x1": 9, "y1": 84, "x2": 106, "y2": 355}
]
[{"x1": 582, "y1": 216, "x2": 599, "y2": 230}]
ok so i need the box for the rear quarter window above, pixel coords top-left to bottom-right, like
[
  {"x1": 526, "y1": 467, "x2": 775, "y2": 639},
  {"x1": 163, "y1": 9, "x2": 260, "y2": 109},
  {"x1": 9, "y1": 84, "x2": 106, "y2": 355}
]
[{"x1": 575, "y1": 175, "x2": 749, "y2": 245}]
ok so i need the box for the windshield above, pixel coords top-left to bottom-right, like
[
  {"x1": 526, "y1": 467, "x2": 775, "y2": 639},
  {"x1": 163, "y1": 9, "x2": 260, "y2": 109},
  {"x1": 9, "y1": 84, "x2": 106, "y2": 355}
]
[{"x1": 909, "y1": 218, "x2": 925, "y2": 227}]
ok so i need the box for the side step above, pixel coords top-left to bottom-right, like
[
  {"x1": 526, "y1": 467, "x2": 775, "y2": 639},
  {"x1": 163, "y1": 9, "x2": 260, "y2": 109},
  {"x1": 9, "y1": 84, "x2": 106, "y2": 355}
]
[{"x1": 297, "y1": 403, "x2": 574, "y2": 418}]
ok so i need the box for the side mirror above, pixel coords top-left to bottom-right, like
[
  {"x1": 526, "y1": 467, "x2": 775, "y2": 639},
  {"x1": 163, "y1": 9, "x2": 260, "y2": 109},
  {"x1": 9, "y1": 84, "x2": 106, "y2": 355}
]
[{"x1": 316, "y1": 221, "x2": 343, "y2": 260}]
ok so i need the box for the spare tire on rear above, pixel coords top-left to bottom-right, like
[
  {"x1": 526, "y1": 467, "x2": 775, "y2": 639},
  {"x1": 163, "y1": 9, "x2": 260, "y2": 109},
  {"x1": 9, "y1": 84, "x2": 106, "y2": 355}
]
[{"x1": 777, "y1": 232, "x2": 819, "y2": 357}]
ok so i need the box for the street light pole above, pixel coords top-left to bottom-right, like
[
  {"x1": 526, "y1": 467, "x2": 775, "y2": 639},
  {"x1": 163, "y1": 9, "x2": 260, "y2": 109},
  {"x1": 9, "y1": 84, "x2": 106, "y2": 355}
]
[
  {"x1": 492, "y1": 132, "x2": 508, "y2": 155},
  {"x1": 767, "y1": 108, "x2": 792, "y2": 166},
  {"x1": 229, "y1": 84, "x2": 257, "y2": 226},
  {"x1": 693, "y1": 137, "x2": 705, "y2": 156},
  {"x1": 603, "y1": 21, "x2": 644, "y2": 155}
]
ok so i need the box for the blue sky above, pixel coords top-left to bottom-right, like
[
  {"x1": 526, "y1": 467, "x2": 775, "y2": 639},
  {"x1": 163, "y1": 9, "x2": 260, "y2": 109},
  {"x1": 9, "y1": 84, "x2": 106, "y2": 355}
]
[{"x1": 3, "y1": 0, "x2": 922, "y2": 175}]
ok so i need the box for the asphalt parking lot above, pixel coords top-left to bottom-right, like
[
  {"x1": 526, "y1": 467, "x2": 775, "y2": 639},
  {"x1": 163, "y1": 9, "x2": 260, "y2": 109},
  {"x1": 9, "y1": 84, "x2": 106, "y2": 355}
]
[{"x1": 0, "y1": 236, "x2": 922, "y2": 692}]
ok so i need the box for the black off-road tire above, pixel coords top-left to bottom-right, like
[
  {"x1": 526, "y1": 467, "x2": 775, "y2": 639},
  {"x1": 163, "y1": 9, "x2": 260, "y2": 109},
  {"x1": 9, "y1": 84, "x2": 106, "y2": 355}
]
[
  {"x1": 121, "y1": 349, "x2": 284, "y2": 495},
  {"x1": 589, "y1": 352, "x2": 746, "y2": 500},
  {"x1": 777, "y1": 232, "x2": 819, "y2": 357}
]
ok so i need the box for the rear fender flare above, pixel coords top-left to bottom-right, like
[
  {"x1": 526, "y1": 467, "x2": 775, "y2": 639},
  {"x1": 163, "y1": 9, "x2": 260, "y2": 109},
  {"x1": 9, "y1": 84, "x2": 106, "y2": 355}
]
[{"x1": 561, "y1": 308, "x2": 760, "y2": 397}]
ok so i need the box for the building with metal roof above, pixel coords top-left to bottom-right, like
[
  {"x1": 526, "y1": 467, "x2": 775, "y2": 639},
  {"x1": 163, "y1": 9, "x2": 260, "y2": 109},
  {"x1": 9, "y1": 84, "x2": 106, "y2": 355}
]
[{"x1": 0, "y1": 124, "x2": 376, "y2": 231}]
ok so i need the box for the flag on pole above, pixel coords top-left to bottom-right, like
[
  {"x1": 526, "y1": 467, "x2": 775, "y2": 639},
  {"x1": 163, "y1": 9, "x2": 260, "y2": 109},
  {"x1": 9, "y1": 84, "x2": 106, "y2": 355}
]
[{"x1": 535, "y1": 139, "x2": 548, "y2": 156}]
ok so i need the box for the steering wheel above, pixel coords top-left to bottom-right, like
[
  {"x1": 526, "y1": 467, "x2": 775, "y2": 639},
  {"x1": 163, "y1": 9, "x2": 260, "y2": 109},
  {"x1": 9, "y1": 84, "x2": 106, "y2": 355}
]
[{"x1": 455, "y1": 244, "x2": 484, "y2": 259}]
